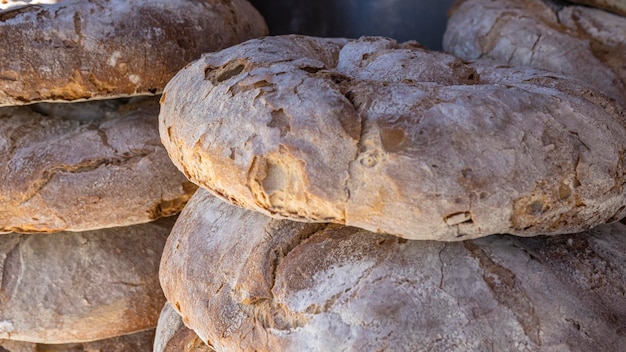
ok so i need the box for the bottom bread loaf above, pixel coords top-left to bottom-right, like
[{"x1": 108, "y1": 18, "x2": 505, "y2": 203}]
[
  {"x1": 0, "y1": 218, "x2": 174, "y2": 344},
  {"x1": 161, "y1": 189, "x2": 626, "y2": 351}
]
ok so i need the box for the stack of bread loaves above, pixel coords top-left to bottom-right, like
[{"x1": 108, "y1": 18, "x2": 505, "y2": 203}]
[
  {"x1": 158, "y1": 29, "x2": 626, "y2": 352},
  {"x1": 0, "y1": 0, "x2": 266, "y2": 350}
]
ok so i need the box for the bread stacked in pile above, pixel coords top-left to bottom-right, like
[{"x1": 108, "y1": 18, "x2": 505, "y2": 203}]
[
  {"x1": 2, "y1": 0, "x2": 625, "y2": 351},
  {"x1": 0, "y1": 0, "x2": 266, "y2": 350},
  {"x1": 156, "y1": 0, "x2": 626, "y2": 351}
]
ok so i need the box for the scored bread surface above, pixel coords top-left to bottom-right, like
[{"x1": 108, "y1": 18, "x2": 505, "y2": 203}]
[
  {"x1": 160, "y1": 35, "x2": 626, "y2": 241},
  {"x1": 0, "y1": 0, "x2": 267, "y2": 105}
]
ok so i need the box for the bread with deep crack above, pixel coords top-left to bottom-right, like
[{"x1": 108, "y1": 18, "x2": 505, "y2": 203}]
[
  {"x1": 159, "y1": 35, "x2": 626, "y2": 240},
  {"x1": 160, "y1": 189, "x2": 626, "y2": 351},
  {"x1": 0, "y1": 97, "x2": 196, "y2": 233}
]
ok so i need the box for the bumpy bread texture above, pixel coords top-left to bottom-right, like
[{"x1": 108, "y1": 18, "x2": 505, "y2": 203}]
[
  {"x1": 0, "y1": 218, "x2": 172, "y2": 344},
  {"x1": 569, "y1": 0, "x2": 626, "y2": 16},
  {"x1": 160, "y1": 189, "x2": 626, "y2": 352},
  {"x1": 0, "y1": 0, "x2": 267, "y2": 106},
  {"x1": 0, "y1": 329, "x2": 155, "y2": 352},
  {"x1": 154, "y1": 303, "x2": 214, "y2": 352},
  {"x1": 0, "y1": 97, "x2": 196, "y2": 234},
  {"x1": 159, "y1": 35, "x2": 626, "y2": 241},
  {"x1": 444, "y1": 0, "x2": 626, "y2": 107}
]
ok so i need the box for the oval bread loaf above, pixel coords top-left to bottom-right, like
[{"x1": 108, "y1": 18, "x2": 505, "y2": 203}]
[
  {"x1": 0, "y1": 0, "x2": 267, "y2": 105},
  {"x1": 159, "y1": 35, "x2": 626, "y2": 241},
  {"x1": 160, "y1": 189, "x2": 626, "y2": 351},
  {"x1": 443, "y1": 0, "x2": 626, "y2": 107},
  {"x1": 0, "y1": 218, "x2": 172, "y2": 344},
  {"x1": 0, "y1": 97, "x2": 196, "y2": 234}
]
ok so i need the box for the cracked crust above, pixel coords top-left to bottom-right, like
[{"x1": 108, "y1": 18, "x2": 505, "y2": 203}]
[
  {"x1": 443, "y1": 0, "x2": 626, "y2": 107},
  {"x1": 160, "y1": 189, "x2": 626, "y2": 351},
  {"x1": 0, "y1": 218, "x2": 174, "y2": 344},
  {"x1": 160, "y1": 35, "x2": 626, "y2": 240},
  {"x1": 0, "y1": 97, "x2": 197, "y2": 233},
  {"x1": 0, "y1": 0, "x2": 267, "y2": 106}
]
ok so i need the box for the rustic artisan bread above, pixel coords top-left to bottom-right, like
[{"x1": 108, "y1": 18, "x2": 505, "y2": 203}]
[
  {"x1": 159, "y1": 35, "x2": 626, "y2": 241},
  {"x1": 444, "y1": 0, "x2": 626, "y2": 106},
  {"x1": 0, "y1": 0, "x2": 267, "y2": 106},
  {"x1": 160, "y1": 189, "x2": 626, "y2": 351},
  {"x1": 569, "y1": 0, "x2": 626, "y2": 17},
  {"x1": 0, "y1": 97, "x2": 196, "y2": 233},
  {"x1": 154, "y1": 303, "x2": 214, "y2": 352},
  {"x1": 0, "y1": 329, "x2": 155, "y2": 352},
  {"x1": 0, "y1": 218, "x2": 173, "y2": 343}
]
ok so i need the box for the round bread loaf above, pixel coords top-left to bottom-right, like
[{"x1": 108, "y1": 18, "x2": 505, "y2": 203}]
[
  {"x1": 0, "y1": 218, "x2": 172, "y2": 343},
  {"x1": 0, "y1": 0, "x2": 267, "y2": 106},
  {"x1": 444, "y1": 0, "x2": 626, "y2": 107},
  {"x1": 0, "y1": 329, "x2": 156, "y2": 352},
  {"x1": 154, "y1": 303, "x2": 214, "y2": 352},
  {"x1": 0, "y1": 97, "x2": 196, "y2": 234},
  {"x1": 159, "y1": 35, "x2": 626, "y2": 241},
  {"x1": 160, "y1": 189, "x2": 626, "y2": 351}
]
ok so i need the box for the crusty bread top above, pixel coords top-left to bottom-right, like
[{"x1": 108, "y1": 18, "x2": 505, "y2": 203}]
[
  {"x1": 444, "y1": 0, "x2": 626, "y2": 107},
  {"x1": 0, "y1": 97, "x2": 196, "y2": 233},
  {"x1": 0, "y1": 0, "x2": 267, "y2": 106},
  {"x1": 160, "y1": 35, "x2": 626, "y2": 241}
]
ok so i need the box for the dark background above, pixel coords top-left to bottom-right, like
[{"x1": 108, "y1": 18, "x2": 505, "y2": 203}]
[{"x1": 248, "y1": 0, "x2": 459, "y2": 51}]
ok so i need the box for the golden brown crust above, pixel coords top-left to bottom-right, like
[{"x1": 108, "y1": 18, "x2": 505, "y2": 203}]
[
  {"x1": 160, "y1": 35, "x2": 626, "y2": 240},
  {"x1": 0, "y1": 0, "x2": 267, "y2": 105},
  {"x1": 0, "y1": 97, "x2": 196, "y2": 233}
]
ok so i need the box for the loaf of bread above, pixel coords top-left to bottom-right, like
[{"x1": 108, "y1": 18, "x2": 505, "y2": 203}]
[
  {"x1": 160, "y1": 189, "x2": 626, "y2": 351},
  {"x1": 444, "y1": 0, "x2": 626, "y2": 107},
  {"x1": 0, "y1": 0, "x2": 267, "y2": 106},
  {"x1": 0, "y1": 97, "x2": 196, "y2": 233},
  {"x1": 154, "y1": 303, "x2": 214, "y2": 352},
  {"x1": 0, "y1": 329, "x2": 155, "y2": 352},
  {"x1": 0, "y1": 218, "x2": 173, "y2": 343},
  {"x1": 159, "y1": 35, "x2": 626, "y2": 241}
]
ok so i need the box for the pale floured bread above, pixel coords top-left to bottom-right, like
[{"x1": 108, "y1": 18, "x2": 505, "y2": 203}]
[
  {"x1": 0, "y1": 218, "x2": 172, "y2": 344},
  {"x1": 0, "y1": 0, "x2": 267, "y2": 106},
  {"x1": 154, "y1": 303, "x2": 214, "y2": 352},
  {"x1": 0, "y1": 329, "x2": 155, "y2": 352},
  {"x1": 160, "y1": 189, "x2": 626, "y2": 351},
  {"x1": 0, "y1": 97, "x2": 197, "y2": 234},
  {"x1": 159, "y1": 35, "x2": 626, "y2": 241},
  {"x1": 444, "y1": 0, "x2": 626, "y2": 106}
]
